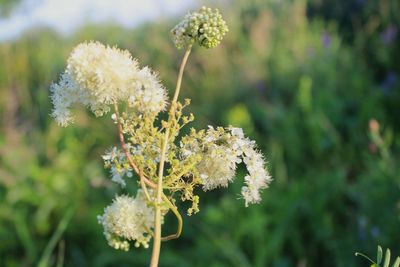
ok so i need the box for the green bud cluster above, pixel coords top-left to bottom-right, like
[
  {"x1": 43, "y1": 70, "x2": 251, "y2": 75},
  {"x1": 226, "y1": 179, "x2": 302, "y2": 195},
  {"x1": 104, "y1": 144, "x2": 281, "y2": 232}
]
[{"x1": 171, "y1": 6, "x2": 229, "y2": 49}]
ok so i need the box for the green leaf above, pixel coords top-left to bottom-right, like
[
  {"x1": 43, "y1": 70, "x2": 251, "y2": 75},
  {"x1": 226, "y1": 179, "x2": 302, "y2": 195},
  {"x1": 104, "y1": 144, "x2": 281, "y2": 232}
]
[
  {"x1": 378, "y1": 246, "x2": 384, "y2": 264},
  {"x1": 393, "y1": 257, "x2": 400, "y2": 267},
  {"x1": 356, "y1": 252, "x2": 377, "y2": 265},
  {"x1": 384, "y1": 249, "x2": 391, "y2": 267},
  {"x1": 37, "y1": 207, "x2": 74, "y2": 267}
]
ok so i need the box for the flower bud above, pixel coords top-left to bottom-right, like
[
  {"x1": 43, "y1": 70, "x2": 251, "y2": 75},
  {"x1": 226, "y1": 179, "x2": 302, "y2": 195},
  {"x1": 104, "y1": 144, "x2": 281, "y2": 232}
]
[{"x1": 171, "y1": 6, "x2": 229, "y2": 49}]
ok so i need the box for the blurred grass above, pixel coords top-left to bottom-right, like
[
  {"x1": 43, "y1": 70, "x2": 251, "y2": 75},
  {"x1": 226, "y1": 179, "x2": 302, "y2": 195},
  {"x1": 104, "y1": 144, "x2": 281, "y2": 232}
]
[{"x1": 0, "y1": 0, "x2": 399, "y2": 266}]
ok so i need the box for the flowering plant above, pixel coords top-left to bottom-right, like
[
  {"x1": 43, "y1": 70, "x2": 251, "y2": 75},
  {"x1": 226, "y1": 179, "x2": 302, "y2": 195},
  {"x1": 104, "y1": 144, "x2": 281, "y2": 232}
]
[{"x1": 50, "y1": 6, "x2": 271, "y2": 266}]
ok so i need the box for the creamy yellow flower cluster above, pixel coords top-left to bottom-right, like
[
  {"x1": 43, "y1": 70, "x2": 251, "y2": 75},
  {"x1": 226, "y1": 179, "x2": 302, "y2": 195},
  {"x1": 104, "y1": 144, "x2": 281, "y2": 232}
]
[
  {"x1": 180, "y1": 126, "x2": 272, "y2": 206},
  {"x1": 97, "y1": 192, "x2": 156, "y2": 250},
  {"x1": 50, "y1": 42, "x2": 167, "y2": 126}
]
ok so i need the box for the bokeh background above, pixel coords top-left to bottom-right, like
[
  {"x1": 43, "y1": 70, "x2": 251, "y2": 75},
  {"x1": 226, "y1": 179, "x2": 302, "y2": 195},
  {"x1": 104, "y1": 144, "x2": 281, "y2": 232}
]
[{"x1": 0, "y1": 0, "x2": 399, "y2": 266}]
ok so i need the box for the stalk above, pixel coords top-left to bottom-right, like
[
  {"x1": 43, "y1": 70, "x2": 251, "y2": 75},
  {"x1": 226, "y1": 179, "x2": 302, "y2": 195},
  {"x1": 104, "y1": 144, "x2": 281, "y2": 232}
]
[{"x1": 150, "y1": 46, "x2": 192, "y2": 267}]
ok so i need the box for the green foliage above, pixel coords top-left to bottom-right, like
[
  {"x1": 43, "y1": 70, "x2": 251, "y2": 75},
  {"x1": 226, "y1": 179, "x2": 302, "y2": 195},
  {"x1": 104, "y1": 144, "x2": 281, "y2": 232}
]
[
  {"x1": 0, "y1": 0, "x2": 21, "y2": 16},
  {"x1": 356, "y1": 245, "x2": 400, "y2": 267},
  {"x1": 0, "y1": 0, "x2": 399, "y2": 266}
]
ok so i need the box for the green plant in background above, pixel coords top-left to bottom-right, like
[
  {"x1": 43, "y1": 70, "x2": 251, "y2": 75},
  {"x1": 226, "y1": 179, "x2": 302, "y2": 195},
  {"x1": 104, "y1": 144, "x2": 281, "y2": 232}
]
[
  {"x1": 49, "y1": 6, "x2": 271, "y2": 266},
  {"x1": 356, "y1": 245, "x2": 400, "y2": 267},
  {"x1": 1, "y1": 0, "x2": 399, "y2": 266}
]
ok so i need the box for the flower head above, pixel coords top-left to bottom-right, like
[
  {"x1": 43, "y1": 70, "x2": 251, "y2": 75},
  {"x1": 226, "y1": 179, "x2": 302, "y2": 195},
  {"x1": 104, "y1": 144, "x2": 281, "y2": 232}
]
[
  {"x1": 97, "y1": 191, "x2": 155, "y2": 250},
  {"x1": 195, "y1": 127, "x2": 241, "y2": 190},
  {"x1": 172, "y1": 6, "x2": 229, "y2": 49},
  {"x1": 50, "y1": 41, "x2": 167, "y2": 126},
  {"x1": 180, "y1": 126, "x2": 272, "y2": 206},
  {"x1": 241, "y1": 147, "x2": 272, "y2": 207}
]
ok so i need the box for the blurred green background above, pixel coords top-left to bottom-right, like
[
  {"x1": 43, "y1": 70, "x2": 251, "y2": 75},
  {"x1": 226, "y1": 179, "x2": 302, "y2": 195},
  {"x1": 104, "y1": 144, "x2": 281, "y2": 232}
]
[{"x1": 0, "y1": 0, "x2": 399, "y2": 266}]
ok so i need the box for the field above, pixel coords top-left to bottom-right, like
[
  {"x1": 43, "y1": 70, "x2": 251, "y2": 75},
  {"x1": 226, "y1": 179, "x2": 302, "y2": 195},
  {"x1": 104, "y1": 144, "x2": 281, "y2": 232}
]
[{"x1": 0, "y1": 0, "x2": 399, "y2": 266}]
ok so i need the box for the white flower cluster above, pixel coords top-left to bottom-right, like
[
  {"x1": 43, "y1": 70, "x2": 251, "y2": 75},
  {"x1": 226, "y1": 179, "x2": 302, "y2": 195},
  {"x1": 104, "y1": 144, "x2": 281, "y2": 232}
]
[
  {"x1": 50, "y1": 41, "x2": 168, "y2": 126},
  {"x1": 102, "y1": 147, "x2": 133, "y2": 187},
  {"x1": 237, "y1": 137, "x2": 272, "y2": 207},
  {"x1": 181, "y1": 126, "x2": 272, "y2": 206},
  {"x1": 97, "y1": 191, "x2": 155, "y2": 250},
  {"x1": 196, "y1": 126, "x2": 241, "y2": 190},
  {"x1": 171, "y1": 6, "x2": 229, "y2": 49}
]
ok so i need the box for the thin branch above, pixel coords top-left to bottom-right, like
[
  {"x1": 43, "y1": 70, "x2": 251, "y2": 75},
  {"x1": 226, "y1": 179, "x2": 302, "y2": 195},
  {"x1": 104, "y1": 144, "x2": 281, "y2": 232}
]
[
  {"x1": 161, "y1": 194, "x2": 183, "y2": 241},
  {"x1": 113, "y1": 103, "x2": 140, "y2": 175},
  {"x1": 113, "y1": 103, "x2": 156, "y2": 201}
]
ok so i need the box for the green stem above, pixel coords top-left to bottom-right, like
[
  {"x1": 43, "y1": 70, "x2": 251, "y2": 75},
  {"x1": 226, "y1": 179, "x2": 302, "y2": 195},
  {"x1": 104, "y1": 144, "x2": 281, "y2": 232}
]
[
  {"x1": 38, "y1": 208, "x2": 74, "y2": 267},
  {"x1": 161, "y1": 194, "x2": 182, "y2": 241},
  {"x1": 355, "y1": 252, "x2": 377, "y2": 265},
  {"x1": 150, "y1": 46, "x2": 192, "y2": 267},
  {"x1": 165, "y1": 161, "x2": 198, "y2": 186}
]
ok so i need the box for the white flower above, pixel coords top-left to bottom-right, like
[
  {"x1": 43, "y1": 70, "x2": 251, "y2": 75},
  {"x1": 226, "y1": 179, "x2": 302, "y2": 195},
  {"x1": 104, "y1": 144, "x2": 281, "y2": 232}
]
[
  {"x1": 129, "y1": 67, "x2": 168, "y2": 114},
  {"x1": 50, "y1": 41, "x2": 168, "y2": 126},
  {"x1": 180, "y1": 126, "x2": 272, "y2": 206},
  {"x1": 241, "y1": 147, "x2": 272, "y2": 207},
  {"x1": 181, "y1": 126, "x2": 242, "y2": 190},
  {"x1": 97, "y1": 191, "x2": 155, "y2": 250},
  {"x1": 49, "y1": 72, "x2": 80, "y2": 126},
  {"x1": 102, "y1": 147, "x2": 132, "y2": 187},
  {"x1": 197, "y1": 143, "x2": 239, "y2": 190}
]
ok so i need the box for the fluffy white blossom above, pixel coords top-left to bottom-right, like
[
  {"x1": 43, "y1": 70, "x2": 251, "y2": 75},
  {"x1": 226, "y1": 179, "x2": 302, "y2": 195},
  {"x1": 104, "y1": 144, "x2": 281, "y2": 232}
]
[
  {"x1": 102, "y1": 147, "x2": 133, "y2": 187},
  {"x1": 97, "y1": 191, "x2": 155, "y2": 250},
  {"x1": 129, "y1": 67, "x2": 168, "y2": 114},
  {"x1": 198, "y1": 144, "x2": 239, "y2": 190},
  {"x1": 50, "y1": 41, "x2": 167, "y2": 126},
  {"x1": 196, "y1": 126, "x2": 242, "y2": 190},
  {"x1": 180, "y1": 126, "x2": 272, "y2": 206},
  {"x1": 49, "y1": 72, "x2": 80, "y2": 126},
  {"x1": 229, "y1": 126, "x2": 272, "y2": 206},
  {"x1": 241, "y1": 147, "x2": 271, "y2": 206}
]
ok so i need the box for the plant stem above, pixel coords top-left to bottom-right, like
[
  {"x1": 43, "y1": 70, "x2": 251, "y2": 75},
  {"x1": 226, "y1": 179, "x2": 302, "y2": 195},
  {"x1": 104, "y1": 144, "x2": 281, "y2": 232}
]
[
  {"x1": 114, "y1": 103, "x2": 155, "y2": 201},
  {"x1": 160, "y1": 194, "x2": 182, "y2": 241},
  {"x1": 150, "y1": 46, "x2": 192, "y2": 267},
  {"x1": 38, "y1": 208, "x2": 74, "y2": 267}
]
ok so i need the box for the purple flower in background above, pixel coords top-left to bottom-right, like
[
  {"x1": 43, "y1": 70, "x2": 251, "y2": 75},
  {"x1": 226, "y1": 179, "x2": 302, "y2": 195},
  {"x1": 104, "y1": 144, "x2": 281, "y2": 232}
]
[
  {"x1": 380, "y1": 25, "x2": 398, "y2": 45},
  {"x1": 381, "y1": 71, "x2": 398, "y2": 93},
  {"x1": 321, "y1": 32, "x2": 331, "y2": 48}
]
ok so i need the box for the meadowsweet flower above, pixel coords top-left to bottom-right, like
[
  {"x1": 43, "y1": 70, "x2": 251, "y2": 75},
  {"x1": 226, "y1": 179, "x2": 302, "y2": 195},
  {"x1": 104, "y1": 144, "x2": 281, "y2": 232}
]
[
  {"x1": 180, "y1": 126, "x2": 272, "y2": 205},
  {"x1": 128, "y1": 66, "x2": 168, "y2": 115},
  {"x1": 241, "y1": 147, "x2": 272, "y2": 207},
  {"x1": 49, "y1": 72, "x2": 80, "y2": 126},
  {"x1": 102, "y1": 147, "x2": 133, "y2": 187},
  {"x1": 50, "y1": 41, "x2": 167, "y2": 126},
  {"x1": 97, "y1": 191, "x2": 155, "y2": 250},
  {"x1": 198, "y1": 144, "x2": 239, "y2": 190},
  {"x1": 196, "y1": 127, "x2": 241, "y2": 190},
  {"x1": 228, "y1": 127, "x2": 272, "y2": 206},
  {"x1": 172, "y1": 6, "x2": 229, "y2": 49}
]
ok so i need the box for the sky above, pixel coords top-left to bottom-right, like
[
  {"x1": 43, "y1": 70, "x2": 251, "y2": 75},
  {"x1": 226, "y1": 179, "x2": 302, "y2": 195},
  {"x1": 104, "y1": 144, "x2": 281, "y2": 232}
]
[{"x1": 0, "y1": 0, "x2": 197, "y2": 42}]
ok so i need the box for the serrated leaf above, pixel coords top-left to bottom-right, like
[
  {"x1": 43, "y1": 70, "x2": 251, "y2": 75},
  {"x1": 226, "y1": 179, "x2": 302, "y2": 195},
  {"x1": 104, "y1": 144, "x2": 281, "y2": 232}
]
[
  {"x1": 393, "y1": 257, "x2": 400, "y2": 267},
  {"x1": 384, "y1": 249, "x2": 391, "y2": 267},
  {"x1": 378, "y1": 246, "x2": 383, "y2": 264}
]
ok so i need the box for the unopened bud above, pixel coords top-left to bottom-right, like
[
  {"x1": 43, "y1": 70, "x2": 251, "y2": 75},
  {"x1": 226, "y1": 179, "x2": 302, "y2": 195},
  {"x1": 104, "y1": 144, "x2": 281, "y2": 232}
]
[{"x1": 171, "y1": 6, "x2": 229, "y2": 49}]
